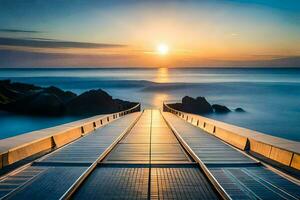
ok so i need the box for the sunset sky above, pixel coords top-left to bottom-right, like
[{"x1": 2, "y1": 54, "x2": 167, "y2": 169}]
[{"x1": 0, "y1": 0, "x2": 300, "y2": 67}]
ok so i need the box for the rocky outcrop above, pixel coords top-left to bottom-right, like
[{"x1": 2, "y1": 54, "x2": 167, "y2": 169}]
[
  {"x1": 0, "y1": 80, "x2": 40, "y2": 104},
  {"x1": 235, "y1": 107, "x2": 245, "y2": 112},
  {"x1": 168, "y1": 96, "x2": 213, "y2": 114},
  {"x1": 43, "y1": 86, "x2": 76, "y2": 103},
  {"x1": 66, "y1": 89, "x2": 136, "y2": 115},
  {"x1": 0, "y1": 80, "x2": 138, "y2": 116},
  {"x1": 7, "y1": 92, "x2": 65, "y2": 115},
  {"x1": 168, "y1": 96, "x2": 244, "y2": 115},
  {"x1": 212, "y1": 104, "x2": 231, "y2": 113},
  {"x1": 181, "y1": 96, "x2": 213, "y2": 114}
]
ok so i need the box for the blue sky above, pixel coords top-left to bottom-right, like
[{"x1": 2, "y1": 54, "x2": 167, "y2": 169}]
[{"x1": 0, "y1": 0, "x2": 300, "y2": 67}]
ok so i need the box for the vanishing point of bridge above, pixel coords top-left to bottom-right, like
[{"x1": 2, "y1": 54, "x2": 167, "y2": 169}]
[{"x1": 0, "y1": 105, "x2": 299, "y2": 199}]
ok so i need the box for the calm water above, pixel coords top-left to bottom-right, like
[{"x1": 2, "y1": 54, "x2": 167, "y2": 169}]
[{"x1": 1, "y1": 68, "x2": 300, "y2": 141}]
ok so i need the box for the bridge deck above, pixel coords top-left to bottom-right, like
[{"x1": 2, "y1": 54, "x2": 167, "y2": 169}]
[
  {"x1": 73, "y1": 109, "x2": 219, "y2": 199},
  {"x1": 163, "y1": 112, "x2": 300, "y2": 200},
  {"x1": 72, "y1": 164, "x2": 217, "y2": 200},
  {"x1": 1, "y1": 110, "x2": 299, "y2": 200},
  {"x1": 104, "y1": 110, "x2": 191, "y2": 164},
  {"x1": 0, "y1": 113, "x2": 140, "y2": 200}
]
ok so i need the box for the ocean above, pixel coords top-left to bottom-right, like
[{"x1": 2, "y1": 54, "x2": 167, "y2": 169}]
[{"x1": 1, "y1": 68, "x2": 300, "y2": 141}]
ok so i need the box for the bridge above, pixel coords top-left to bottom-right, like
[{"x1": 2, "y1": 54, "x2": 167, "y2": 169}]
[{"x1": 0, "y1": 103, "x2": 299, "y2": 199}]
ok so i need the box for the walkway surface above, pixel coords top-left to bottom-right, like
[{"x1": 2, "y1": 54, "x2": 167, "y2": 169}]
[
  {"x1": 163, "y1": 112, "x2": 300, "y2": 200},
  {"x1": 0, "y1": 109, "x2": 299, "y2": 200},
  {"x1": 0, "y1": 112, "x2": 140, "y2": 200},
  {"x1": 73, "y1": 110, "x2": 218, "y2": 199}
]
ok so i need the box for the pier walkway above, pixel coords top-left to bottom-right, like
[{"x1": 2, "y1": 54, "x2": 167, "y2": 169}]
[
  {"x1": 0, "y1": 108, "x2": 299, "y2": 199},
  {"x1": 73, "y1": 110, "x2": 218, "y2": 199},
  {"x1": 163, "y1": 112, "x2": 300, "y2": 199}
]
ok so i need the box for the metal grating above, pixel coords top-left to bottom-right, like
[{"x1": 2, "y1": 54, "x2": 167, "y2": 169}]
[
  {"x1": 4, "y1": 166, "x2": 87, "y2": 200},
  {"x1": 72, "y1": 164, "x2": 219, "y2": 200},
  {"x1": 104, "y1": 110, "x2": 191, "y2": 164},
  {"x1": 209, "y1": 166, "x2": 300, "y2": 200},
  {"x1": 38, "y1": 113, "x2": 139, "y2": 164},
  {"x1": 163, "y1": 113, "x2": 300, "y2": 200},
  {"x1": 0, "y1": 167, "x2": 46, "y2": 199},
  {"x1": 151, "y1": 166, "x2": 219, "y2": 200},
  {"x1": 3, "y1": 113, "x2": 140, "y2": 200},
  {"x1": 163, "y1": 113, "x2": 256, "y2": 165},
  {"x1": 72, "y1": 166, "x2": 149, "y2": 200}
]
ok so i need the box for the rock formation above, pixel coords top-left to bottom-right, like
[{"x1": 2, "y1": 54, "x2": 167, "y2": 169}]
[
  {"x1": 168, "y1": 96, "x2": 244, "y2": 115},
  {"x1": 212, "y1": 104, "x2": 231, "y2": 113},
  {"x1": 0, "y1": 80, "x2": 138, "y2": 116}
]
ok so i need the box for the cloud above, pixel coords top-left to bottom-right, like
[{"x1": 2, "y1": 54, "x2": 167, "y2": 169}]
[
  {"x1": 0, "y1": 37, "x2": 126, "y2": 49},
  {"x1": 0, "y1": 49, "x2": 136, "y2": 67},
  {"x1": 24, "y1": 37, "x2": 58, "y2": 41},
  {"x1": 195, "y1": 56, "x2": 300, "y2": 67},
  {"x1": 0, "y1": 29, "x2": 42, "y2": 33},
  {"x1": 0, "y1": 49, "x2": 300, "y2": 68}
]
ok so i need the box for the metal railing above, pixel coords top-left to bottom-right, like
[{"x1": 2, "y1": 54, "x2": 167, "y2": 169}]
[
  {"x1": 0, "y1": 103, "x2": 141, "y2": 170},
  {"x1": 59, "y1": 110, "x2": 143, "y2": 200},
  {"x1": 161, "y1": 103, "x2": 232, "y2": 200},
  {"x1": 163, "y1": 101, "x2": 300, "y2": 178}
]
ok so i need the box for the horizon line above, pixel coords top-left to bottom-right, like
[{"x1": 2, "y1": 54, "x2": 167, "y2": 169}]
[{"x1": 1, "y1": 66, "x2": 300, "y2": 69}]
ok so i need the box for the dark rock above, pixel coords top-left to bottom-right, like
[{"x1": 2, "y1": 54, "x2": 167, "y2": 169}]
[
  {"x1": 212, "y1": 104, "x2": 231, "y2": 113},
  {"x1": 4, "y1": 91, "x2": 65, "y2": 116},
  {"x1": 169, "y1": 96, "x2": 213, "y2": 114},
  {"x1": 0, "y1": 93, "x2": 9, "y2": 104},
  {"x1": 0, "y1": 80, "x2": 44, "y2": 105},
  {"x1": 43, "y1": 86, "x2": 76, "y2": 103},
  {"x1": 0, "y1": 79, "x2": 41, "y2": 91},
  {"x1": 0, "y1": 86, "x2": 22, "y2": 103},
  {"x1": 167, "y1": 96, "x2": 245, "y2": 115},
  {"x1": 26, "y1": 93, "x2": 65, "y2": 115},
  {"x1": 168, "y1": 103, "x2": 183, "y2": 111},
  {"x1": 0, "y1": 80, "x2": 41, "y2": 109},
  {"x1": 182, "y1": 96, "x2": 213, "y2": 114},
  {"x1": 66, "y1": 89, "x2": 116, "y2": 115},
  {"x1": 114, "y1": 99, "x2": 139, "y2": 111},
  {"x1": 0, "y1": 80, "x2": 138, "y2": 116},
  {"x1": 9, "y1": 82, "x2": 41, "y2": 92},
  {"x1": 0, "y1": 81, "x2": 74, "y2": 115},
  {"x1": 235, "y1": 107, "x2": 245, "y2": 112},
  {"x1": 0, "y1": 80, "x2": 10, "y2": 85},
  {"x1": 66, "y1": 89, "x2": 137, "y2": 115},
  {"x1": 0, "y1": 81, "x2": 28, "y2": 103}
]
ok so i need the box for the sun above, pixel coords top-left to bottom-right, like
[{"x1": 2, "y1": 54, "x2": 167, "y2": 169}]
[{"x1": 157, "y1": 43, "x2": 169, "y2": 55}]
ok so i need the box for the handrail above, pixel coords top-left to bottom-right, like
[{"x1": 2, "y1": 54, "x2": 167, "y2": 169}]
[
  {"x1": 0, "y1": 103, "x2": 141, "y2": 169},
  {"x1": 160, "y1": 109, "x2": 231, "y2": 200},
  {"x1": 59, "y1": 111, "x2": 143, "y2": 200},
  {"x1": 163, "y1": 101, "x2": 300, "y2": 171}
]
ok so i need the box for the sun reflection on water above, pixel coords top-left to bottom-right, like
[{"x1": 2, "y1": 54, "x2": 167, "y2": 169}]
[{"x1": 155, "y1": 67, "x2": 170, "y2": 83}]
